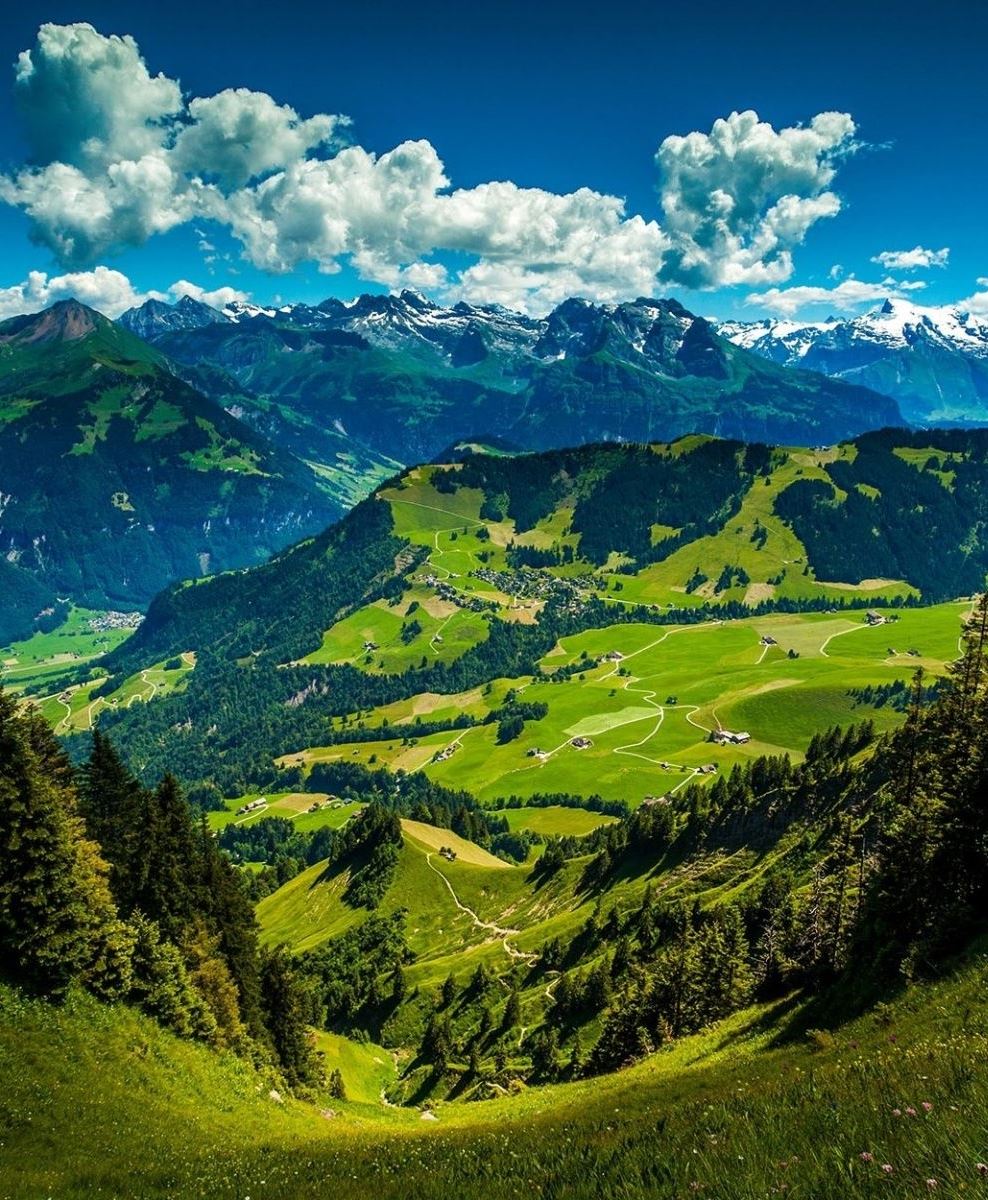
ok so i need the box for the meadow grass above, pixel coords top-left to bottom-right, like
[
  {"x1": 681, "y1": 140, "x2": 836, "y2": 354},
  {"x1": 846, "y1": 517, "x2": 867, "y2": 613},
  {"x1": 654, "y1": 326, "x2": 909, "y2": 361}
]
[{"x1": 3, "y1": 951, "x2": 987, "y2": 1199}]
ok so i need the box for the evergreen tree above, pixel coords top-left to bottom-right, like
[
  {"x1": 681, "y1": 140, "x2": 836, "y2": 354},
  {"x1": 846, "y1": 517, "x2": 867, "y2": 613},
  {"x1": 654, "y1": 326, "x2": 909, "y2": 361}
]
[
  {"x1": 259, "y1": 946, "x2": 322, "y2": 1089},
  {"x1": 78, "y1": 730, "x2": 145, "y2": 910},
  {"x1": 0, "y1": 693, "x2": 132, "y2": 999},
  {"x1": 502, "y1": 988, "x2": 522, "y2": 1031}
]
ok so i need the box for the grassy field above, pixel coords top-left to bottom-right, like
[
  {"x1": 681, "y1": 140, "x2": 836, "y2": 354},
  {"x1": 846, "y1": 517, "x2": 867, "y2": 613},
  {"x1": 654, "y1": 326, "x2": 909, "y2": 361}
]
[
  {"x1": 281, "y1": 601, "x2": 969, "y2": 806},
  {"x1": 207, "y1": 792, "x2": 363, "y2": 834},
  {"x1": 4, "y1": 949, "x2": 988, "y2": 1199},
  {"x1": 261, "y1": 462, "x2": 973, "y2": 808},
  {"x1": 0, "y1": 606, "x2": 137, "y2": 693},
  {"x1": 35, "y1": 652, "x2": 197, "y2": 735},
  {"x1": 500, "y1": 806, "x2": 620, "y2": 837}
]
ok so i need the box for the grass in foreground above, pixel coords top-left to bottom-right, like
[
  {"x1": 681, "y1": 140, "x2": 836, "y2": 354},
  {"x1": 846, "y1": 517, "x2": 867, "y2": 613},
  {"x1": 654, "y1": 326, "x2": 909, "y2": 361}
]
[{"x1": 3, "y1": 951, "x2": 988, "y2": 1199}]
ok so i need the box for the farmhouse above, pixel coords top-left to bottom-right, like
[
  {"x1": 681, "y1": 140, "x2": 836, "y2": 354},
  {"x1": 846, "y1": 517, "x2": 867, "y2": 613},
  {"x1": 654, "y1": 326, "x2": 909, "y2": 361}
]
[
  {"x1": 439, "y1": 846, "x2": 457, "y2": 862},
  {"x1": 641, "y1": 794, "x2": 671, "y2": 807},
  {"x1": 571, "y1": 736, "x2": 593, "y2": 750},
  {"x1": 865, "y1": 610, "x2": 885, "y2": 626},
  {"x1": 760, "y1": 635, "x2": 777, "y2": 646},
  {"x1": 363, "y1": 640, "x2": 379, "y2": 651},
  {"x1": 236, "y1": 797, "x2": 268, "y2": 816},
  {"x1": 697, "y1": 763, "x2": 718, "y2": 775},
  {"x1": 712, "y1": 729, "x2": 751, "y2": 745},
  {"x1": 603, "y1": 650, "x2": 624, "y2": 661}
]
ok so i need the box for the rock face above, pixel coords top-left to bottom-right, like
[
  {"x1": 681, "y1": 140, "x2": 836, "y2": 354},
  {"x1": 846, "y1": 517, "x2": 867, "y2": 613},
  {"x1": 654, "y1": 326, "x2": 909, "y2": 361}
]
[
  {"x1": 118, "y1": 295, "x2": 229, "y2": 340},
  {"x1": 720, "y1": 299, "x2": 988, "y2": 424},
  {"x1": 119, "y1": 290, "x2": 903, "y2": 464}
]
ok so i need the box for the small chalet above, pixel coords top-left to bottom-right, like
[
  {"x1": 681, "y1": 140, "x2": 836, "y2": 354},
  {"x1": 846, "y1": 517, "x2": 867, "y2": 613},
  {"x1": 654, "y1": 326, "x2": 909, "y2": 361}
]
[{"x1": 712, "y1": 729, "x2": 751, "y2": 745}]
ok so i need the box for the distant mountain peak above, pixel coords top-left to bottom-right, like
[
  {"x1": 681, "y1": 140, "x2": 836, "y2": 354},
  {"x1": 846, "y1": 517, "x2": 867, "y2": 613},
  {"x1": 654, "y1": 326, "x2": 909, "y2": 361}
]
[
  {"x1": 119, "y1": 294, "x2": 229, "y2": 339},
  {"x1": 0, "y1": 297, "x2": 106, "y2": 346},
  {"x1": 719, "y1": 299, "x2": 988, "y2": 425}
]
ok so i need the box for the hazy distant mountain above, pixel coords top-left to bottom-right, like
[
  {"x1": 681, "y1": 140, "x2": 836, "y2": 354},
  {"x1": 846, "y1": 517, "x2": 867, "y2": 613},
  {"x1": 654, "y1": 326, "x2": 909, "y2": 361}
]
[
  {"x1": 119, "y1": 291, "x2": 903, "y2": 463},
  {"x1": 118, "y1": 294, "x2": 230, "y2": 340},
  {"x1": 720, "y1": 298, "x2": 988, "y2": 424}
]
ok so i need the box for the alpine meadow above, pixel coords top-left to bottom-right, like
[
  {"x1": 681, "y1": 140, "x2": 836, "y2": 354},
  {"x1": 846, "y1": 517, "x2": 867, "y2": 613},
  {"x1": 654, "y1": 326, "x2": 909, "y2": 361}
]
[{"x1": 2, "y1": 6, "x2": 988, "y2": 1199}]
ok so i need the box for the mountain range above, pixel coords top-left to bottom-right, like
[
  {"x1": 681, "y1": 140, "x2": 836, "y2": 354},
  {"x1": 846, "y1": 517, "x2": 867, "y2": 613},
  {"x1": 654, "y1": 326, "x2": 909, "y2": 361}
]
[
  {"x1": 12, "y1": 288, "x2": 983, "y2": 647},
  {"x1": 119, "y1": 290, "x2": 902, "y2": 464},
  {"x1": 720, "y1": 298, "x2": 988, "y2": 425}
]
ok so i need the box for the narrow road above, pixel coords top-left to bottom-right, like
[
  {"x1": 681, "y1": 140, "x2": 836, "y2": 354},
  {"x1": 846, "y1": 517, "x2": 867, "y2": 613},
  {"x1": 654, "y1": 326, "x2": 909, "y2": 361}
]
[{"x1": 819, "y1": 622, "x2": 869, "y2": 657}]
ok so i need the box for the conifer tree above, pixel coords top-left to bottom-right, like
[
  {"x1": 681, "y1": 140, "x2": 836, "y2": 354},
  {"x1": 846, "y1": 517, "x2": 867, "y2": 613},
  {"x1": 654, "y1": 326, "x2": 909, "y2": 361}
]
[
  {"x1": 0, "y1": 693, "x2": 131, "y2": 999},
  {"x1": 259, "y1": 946, "x2": 322, "y2": 1089},
  {"x1": 79, "y1": 730, "x2": 145, "y2": 909}
]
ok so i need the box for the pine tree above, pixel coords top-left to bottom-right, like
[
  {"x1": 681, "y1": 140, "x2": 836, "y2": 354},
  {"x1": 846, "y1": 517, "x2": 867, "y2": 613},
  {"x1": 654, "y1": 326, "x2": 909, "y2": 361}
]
[
  {"x1": 502, "y1": 988, "x2": 521, "y2": 1030},
  {"x1": 0, "y1": 693, "x2": 131, "y2": 999},
  {"x1": 132, "y1": 774, "x2": 201, "y2": 939},
  {"x1": 259, "y1": 946, "x2": 322, "y2": 1088},
  {"x1": 441, "y1": 972, "x2": 457, "y2": 1008},
  {"x1": 130, "y1": 913, "x2": 217, "y2": 1041},
  {"x1": 78, "y1": 730, "x2": 145, "y2": 910}
]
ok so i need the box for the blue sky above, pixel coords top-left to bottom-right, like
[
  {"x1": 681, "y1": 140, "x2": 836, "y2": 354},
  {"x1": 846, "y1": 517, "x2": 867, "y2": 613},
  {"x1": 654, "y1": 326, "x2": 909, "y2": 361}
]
[{"x1": 0, "y1": 0, "x2": 985, "y2": 321}]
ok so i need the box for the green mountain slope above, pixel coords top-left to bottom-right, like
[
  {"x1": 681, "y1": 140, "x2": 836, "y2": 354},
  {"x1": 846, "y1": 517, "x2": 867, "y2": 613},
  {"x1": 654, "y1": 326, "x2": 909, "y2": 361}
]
[
  {"x1": 4, "y1": 958, "x2": 988, "y2": 1200},
  {"x1": 75, "y1": 427, "x2": 987, "y2": 799},
  {"x1": 0, "y1": 301, "x2": 344, "y2": 631}
]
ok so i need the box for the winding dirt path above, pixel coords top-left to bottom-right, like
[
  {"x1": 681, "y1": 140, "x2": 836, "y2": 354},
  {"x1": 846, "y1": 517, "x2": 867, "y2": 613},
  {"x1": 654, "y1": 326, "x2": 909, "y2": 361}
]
[{"x1": 425, "y1": 853, "x2": 537, "y2": 963}]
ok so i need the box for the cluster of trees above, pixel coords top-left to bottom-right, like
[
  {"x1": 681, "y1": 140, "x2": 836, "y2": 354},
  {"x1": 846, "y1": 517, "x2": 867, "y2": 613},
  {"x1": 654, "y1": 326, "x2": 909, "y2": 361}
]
[
  {"x1": 486, "y1": 694, "x2": 549, "y2": 743},
  {"x1": 587, "y1": 902, "x2": 752, "y2": 1073},
  {"x1": 306, "y1": 761, "x2": 536, "y2": 864},
  {"x1": 571, "y1": 441, "x2": 770, "y2": 566},
  {"x1": 775, "y1": 429, "x2": 988, "y2": 601},
  {"x1": 296, "y1": 912, "x2": 410, "y2": 1031},
  {"x1": 0, "y1": 563, "x2": 65, "y2": 645},
  {"x1": 0, "y1": 709, "x2": 321, "y2": 1088},
  {"x1": 848, "y1": 677, "x2": 942, "y2": 711},
  {"x1": 329, "y1": 805, "x2": 404, "y2": 909}
]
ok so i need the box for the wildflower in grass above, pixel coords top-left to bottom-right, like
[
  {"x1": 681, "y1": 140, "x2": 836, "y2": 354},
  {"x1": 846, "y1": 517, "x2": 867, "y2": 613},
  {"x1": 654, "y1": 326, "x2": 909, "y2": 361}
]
[
  {"x1": 926, "y1": 1180, "x2": 938, "y2": 1189},
  {"x1": 892, "y1": 1108, "x2": 902, "y2": 1117},
  {"x1": 921, "y1": 1101, "x2": 933, "y2": 1111},
  {"x1": 905, "y1": 1107, "x2": 917, "y2": 1117},
  {"x1": 860, "y1": 1152, "x2": 874, "y2": 1163},
  {"x1": 882, "y1": 1164, "x2": 893, "y2": 1174}
]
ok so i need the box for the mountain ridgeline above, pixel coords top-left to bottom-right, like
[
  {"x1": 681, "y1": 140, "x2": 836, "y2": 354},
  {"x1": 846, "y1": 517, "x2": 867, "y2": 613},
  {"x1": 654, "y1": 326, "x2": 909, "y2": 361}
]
[
  {"x1": 0, "y1": 301, "x2": 342, "y2": 639},
  {"x1": 721, "y1": 298, "x2": 988, "y2": 425},
  {"x1": 120, "y1": 291, "x2": 903, "y2": 466}
]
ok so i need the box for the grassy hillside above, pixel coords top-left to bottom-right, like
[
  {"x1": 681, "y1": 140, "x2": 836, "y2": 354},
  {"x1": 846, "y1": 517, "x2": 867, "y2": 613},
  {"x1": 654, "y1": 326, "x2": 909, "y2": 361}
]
[
  {"x1": 3, "y1": 953, "x2": 988, "y2": 1199},
  {"x1": 83, "y1": 429, "x2": 984, "y2": 807}
]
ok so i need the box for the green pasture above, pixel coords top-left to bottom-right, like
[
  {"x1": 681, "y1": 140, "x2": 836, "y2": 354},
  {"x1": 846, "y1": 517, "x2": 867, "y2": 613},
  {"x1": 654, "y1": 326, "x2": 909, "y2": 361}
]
[
  {"x1": 207, "y1": 793, "x2": 363, "y2": 833},
  {"x1": 0, "y1": 606, "x2": 137, "y2": 693},
  {"x1": 284, "y1": 603, "x2": 967, "y2": 807}
]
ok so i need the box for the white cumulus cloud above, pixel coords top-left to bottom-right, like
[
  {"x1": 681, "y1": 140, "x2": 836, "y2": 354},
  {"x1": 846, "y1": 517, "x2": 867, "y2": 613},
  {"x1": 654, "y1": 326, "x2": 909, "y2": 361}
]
[
  {"x1": 0, "y1": 266, "x2": 248, "y2": 320},
  {"x1": 746, "y1": 277, "x2": 905, "y2": 317},
  {"x1": 0, "y1": 24, "x2": 863, "y2": 313},
  {"x1": 656, "y1": 110, "x2": 857, "y2": 288},
  {"x1": 871, "y1": 245, "x2": 950, "y2": 270}
]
